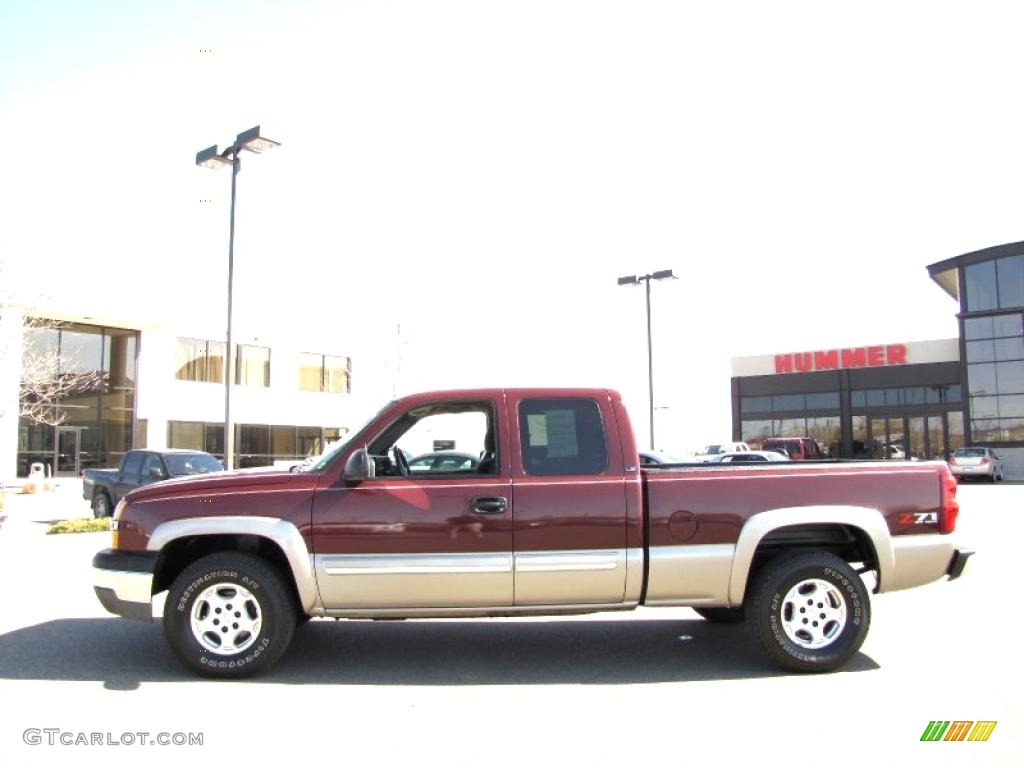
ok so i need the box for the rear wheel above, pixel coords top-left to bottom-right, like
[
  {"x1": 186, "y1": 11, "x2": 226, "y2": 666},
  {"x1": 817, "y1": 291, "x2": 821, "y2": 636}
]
[
  {"x1": 694, "y1": 606, "x2": 746, "y2": 624},
  {"x1": 748, "y1": 551, "x2": 870, "y2": 673},
  {"x1": 163, "y1": 552, "x2": 296, "y2": 678}
]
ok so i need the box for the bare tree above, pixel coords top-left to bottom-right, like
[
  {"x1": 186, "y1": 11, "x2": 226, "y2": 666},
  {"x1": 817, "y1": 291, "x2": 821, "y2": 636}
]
[{"x1": 17, "y1": 317, "x2": 103, "y2": 426}]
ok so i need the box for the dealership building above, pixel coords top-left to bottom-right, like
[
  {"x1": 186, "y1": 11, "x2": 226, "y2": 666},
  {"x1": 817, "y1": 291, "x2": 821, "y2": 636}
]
[
  {"x1": 731, "y1": 240, "x2": 1024, "y2": 477},
  {"x1": 0, "y1": 301, "x2": 360, "y2": 479}
]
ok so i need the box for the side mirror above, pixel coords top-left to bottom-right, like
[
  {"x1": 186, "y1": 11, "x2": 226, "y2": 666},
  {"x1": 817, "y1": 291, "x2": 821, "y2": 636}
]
[
  {"x1": 149, "y1": 466, "x2": 167, "y2": 480},
  {"x1": 343, "y1": 448, "x2": 376, "y2": 485}
]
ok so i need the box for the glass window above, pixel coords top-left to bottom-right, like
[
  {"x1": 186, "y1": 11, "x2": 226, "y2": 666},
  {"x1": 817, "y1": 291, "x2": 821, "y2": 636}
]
[
  {"x1": 997, "y1": 254, "x2": 1024, "y2": 308},
  {"x1": 207, "y1": 342, "x2": 225, "y2": 383},
  {"x1": 902, "y1": 387, "x2": 926, "y2": 406},
  {"x1": 964, "y1": 316, "x2": 994, "y2": 340},
  {"x1": 994, "y1": 337, "x2": 1024, "y2": 361},
  {"x1": 851, "y1": 416, "x2": 868, "y2": 458},
  {"x1": 864, "y1": 389, "x2": 884, "y2": 407},
  {"x1": 772, "y1": 394, "x2": 805, "y2": 412},
  {"x1": 122, "y1": 451, "x2": 144, "y2": 475},
  {"x1": 205, "y1": 424, "x2": 224, "y2": 459},
  {"x1": 970, "y1": 396, "x2": 998, "y2": 419},
  {"x1": 805, "y1": 392, "x2": 840, "y2": 410},
  {"x1": 773, "y1": 418, "x2": 806, "y2": 438},
  {"x1": 169, "y1": 421, "x2": 204, "y2": 450},
  {"x1": 968, "y1": 363, "x2": 997, "y2": 397},
  {"x1": 948, "y1": 385, "x2": 962, "y2": 403},
  {"x1": 325, "y1": 356, "x2": 351, "y2": 394},
  {"x1": 740, "y1": 396, "x2": 772, "y2": 414},
  {"x1": 998, "y1": 395, "x2": 1024, "y2": 417},
  {"x1": 297, "y1": 427, "x2": 321, "y2": 457},
  {"x1": 966, "y1": 340, "x2": 996, "y2": 363},
  {"x1": 299, "y1": 353, "x2": 322, "y2": 392},
  {"x1": 272, "y1": 425, "x2": 295, "y2": 456},
  {"x1": 236, "y1": 345, "x2": 270, "y2": 387},
  {"x1": 993, "y1": 313, "x2": 1023, "y2": 338},
  {"x1": 59, "y1": 328, "x2": 103, "y2": 376},
  {"x1": 238, "y1": 424, "x2": 270, "y2": 456},
  {"x1": 741, "y1": 420, "x2": 773, "y2": 449},
  {"x1": 851, "y1": 391, "x2": 866, "y2": 408},
  {"x1": 948, "y1": 412, "x2": 964, "y2": 452},
  {"x1": 965, "y1": 260, "x2": 998, "y2": 311},
  {"x1": 176, "y1": 339, "x2": 207, "y2": 382},
  {"x1": 807, "y1": 416, "x2": 841, "y2": 456},
  {"x1": 996, "y1": 361, "x2": 1024, "y2": 393},
  {"x1": 141, "y1": 453, "x2": 164, "y2": 479},
  {"x1": 519, "y1": 398, "x2": 607, "y2": 476}
]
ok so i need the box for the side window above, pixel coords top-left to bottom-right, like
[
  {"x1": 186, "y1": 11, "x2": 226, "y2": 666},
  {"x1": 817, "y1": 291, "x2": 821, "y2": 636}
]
[
  {"x1": 518, "y1": 398, "x2": 608, "y2": 476},
  {"x1": 368, "y1": 401, "x2": 498, "y2": 476},
  {"x1": 122, "y1": 452, "x2": 144, "y2": 476},
  {"x1": 141, "y1": 454, "x2": 164, "y2": 479}
]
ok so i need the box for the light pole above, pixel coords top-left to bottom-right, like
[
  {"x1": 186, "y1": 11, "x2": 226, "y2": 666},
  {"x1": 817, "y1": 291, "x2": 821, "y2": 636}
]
[
  {"x1": 195, "y1": 126, "x2": 280, "y2": 470},
  {"x1": 617, "y1": 269, "x2": 676, "y2": 450}
]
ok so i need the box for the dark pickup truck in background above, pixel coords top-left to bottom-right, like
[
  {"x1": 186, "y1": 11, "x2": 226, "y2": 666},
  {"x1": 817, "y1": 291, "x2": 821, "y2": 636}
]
[
  {"x1": 92, "y1": 388, "x2": 971, "y2": 678},
  {"x1": 82, "y1": 449, "x2": 222, "y2": 518}
]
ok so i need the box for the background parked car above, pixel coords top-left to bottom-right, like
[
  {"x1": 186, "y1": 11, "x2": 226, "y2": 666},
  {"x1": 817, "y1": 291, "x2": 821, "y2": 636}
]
[
  {"x1": 948, "y1": 447, "x2": 1005, "y2": 482},
  {"x1": 692, "y1": 442, "x2": 751, "y2": 462},
  {"x1": 639, "y1": 451, "x2": 685, "y2": 465},
  {"x1": 408, "y1": 451, "x2": 480, "y2": 473},
  {"x1": 82, "y1": 449, "x2": 223, "y2": 517},
  {"x1": 762, "y1": 437, "x2": 823, "y2": 460},
  {"x1": 711, "y1": 451, "x2": 791, "y2": 463}
]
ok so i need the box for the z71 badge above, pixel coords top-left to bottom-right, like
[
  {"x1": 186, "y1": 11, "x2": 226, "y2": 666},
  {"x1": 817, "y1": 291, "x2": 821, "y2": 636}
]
[{"x1": 899, "y1": 511, "x2": 939, "y2": 526}]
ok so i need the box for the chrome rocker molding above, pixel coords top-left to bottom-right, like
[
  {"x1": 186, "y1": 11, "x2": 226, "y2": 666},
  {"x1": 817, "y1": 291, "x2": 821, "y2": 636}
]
[
  {"x1": 148, "y1": 516, "x2": 320, "y2": 613},
  {"x1": 728, "y1": 506, "x2": 896, "y2": 606}
]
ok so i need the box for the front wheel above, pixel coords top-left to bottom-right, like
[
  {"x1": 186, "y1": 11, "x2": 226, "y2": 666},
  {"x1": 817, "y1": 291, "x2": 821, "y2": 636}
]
[
  {"x1": 163, "y1": 552, "x2": 296, "y2": 678},
  {"x1": 748, "y1": 551, "x2": 870, "y2": 673},
  {"x1": 92, "y1": 492, "x2": 111, "y2": 519}
]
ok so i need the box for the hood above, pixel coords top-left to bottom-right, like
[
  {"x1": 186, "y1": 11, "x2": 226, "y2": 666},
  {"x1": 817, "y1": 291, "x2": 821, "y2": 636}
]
[{"x1": 126, "y1": 467, "x2": 305, "y2": 502}]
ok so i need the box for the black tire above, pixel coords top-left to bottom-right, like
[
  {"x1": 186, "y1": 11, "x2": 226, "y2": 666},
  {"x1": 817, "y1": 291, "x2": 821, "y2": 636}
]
[
  {"x1": 163, "y1": 552, "x2": 296, "y2": 679},
  {"x1": 694, "y1": 606, "x2": 746, "y2": 624},
  {"x1": 748, "y1": 551, "x2": 870, "y2": 673},
  {"x1": 92, "y1": 492, "x2": 112, "y2": 519}
]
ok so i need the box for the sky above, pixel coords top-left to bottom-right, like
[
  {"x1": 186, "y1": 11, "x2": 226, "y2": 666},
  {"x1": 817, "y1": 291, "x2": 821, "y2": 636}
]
[{"x1": 2, "y1": 0, "x2": 1023, "y2": 451}]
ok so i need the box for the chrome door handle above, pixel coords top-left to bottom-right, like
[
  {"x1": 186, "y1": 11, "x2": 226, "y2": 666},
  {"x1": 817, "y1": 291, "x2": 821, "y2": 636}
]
[{"x1": 470, "y1": 496, "x2": 508, "y2": 515}]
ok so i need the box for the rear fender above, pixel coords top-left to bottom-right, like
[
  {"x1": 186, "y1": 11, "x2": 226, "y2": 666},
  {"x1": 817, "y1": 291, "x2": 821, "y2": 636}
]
[{"x1": 728, "y1": 506, "x2": 893, "y2": 606}]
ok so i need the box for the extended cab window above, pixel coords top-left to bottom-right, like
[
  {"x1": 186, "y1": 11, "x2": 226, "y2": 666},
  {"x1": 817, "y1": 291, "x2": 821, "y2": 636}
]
[
  {"x1": 122, "y1": 452, "x2": 144, "y2": 476},
  {"x1": 518, "y1": 398, "x2": 608, "y2": 476}
]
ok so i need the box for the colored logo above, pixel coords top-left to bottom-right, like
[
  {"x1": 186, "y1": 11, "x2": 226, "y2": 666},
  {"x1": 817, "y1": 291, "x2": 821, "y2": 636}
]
[{"x1": 921, "y1": 721, "x2": 997, "y2": 742}]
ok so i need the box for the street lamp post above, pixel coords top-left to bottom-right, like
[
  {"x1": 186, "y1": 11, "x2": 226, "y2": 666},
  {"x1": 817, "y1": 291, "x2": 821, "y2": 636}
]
[
  {"x1": 617, "y1": 269, "x2": 676, "y2": 450},
  {"x1": 195, "y1": 126, "x2": 280, "y2": 470}
]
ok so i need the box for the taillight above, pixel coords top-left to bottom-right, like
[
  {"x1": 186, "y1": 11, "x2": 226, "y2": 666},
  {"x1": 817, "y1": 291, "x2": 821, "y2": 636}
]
[
  {"x1": 980, "y1": 457, "x2": 991, "y2": 465},
  {"x1": 948, "y1": 456, "x2": 958, "y2": 465},
  {"x1": 940, "y1": 468, "x2": 959, "y2": 534}
]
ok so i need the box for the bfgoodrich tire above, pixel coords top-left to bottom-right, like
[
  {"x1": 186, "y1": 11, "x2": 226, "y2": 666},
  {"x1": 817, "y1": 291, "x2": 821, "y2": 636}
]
[
  {"x1": 163, "y1": 552, "x2": 296, "y2": 679},
  {"x1": 748, "y1": 551, "x2": 870, "y2": 673}
]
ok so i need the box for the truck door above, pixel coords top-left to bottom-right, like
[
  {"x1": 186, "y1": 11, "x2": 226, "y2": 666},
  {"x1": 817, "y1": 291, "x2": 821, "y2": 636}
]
[
  {"x1": 114, "y1": 451, "x2": 144, "y2": 501},
  {"x1": 507, "y1": 393, "x2": 633, "y2": 606},
  {"x1": 311, "y1": 396, "x2": 514, "y2": 610}
]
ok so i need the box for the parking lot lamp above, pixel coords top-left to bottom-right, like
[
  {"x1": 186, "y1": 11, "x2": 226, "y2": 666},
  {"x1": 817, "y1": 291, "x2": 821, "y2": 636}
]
[
  {"x1": 195, "y1": 127, "x2": 280, "y2": 470},
  {"x1": 617, "y1": 269, "x2": 676, "y2": 450}
]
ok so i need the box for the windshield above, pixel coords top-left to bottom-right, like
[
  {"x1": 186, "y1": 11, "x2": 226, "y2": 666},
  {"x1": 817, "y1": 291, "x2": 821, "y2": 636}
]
[
  {"x1": 954, "y1": 448, "x2": 986, "y2": 458},
  {"x1": 165, "y1": 453, "x2": 223, "y2": 476},
  {"x1": 307, "y1": 400, "x2": 397, "y2": 472}
]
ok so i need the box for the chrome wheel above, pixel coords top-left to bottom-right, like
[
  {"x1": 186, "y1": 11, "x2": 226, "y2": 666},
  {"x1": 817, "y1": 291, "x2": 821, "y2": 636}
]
[
  {"x1": 780, "y1": 578, "x2": 847, "y2": 649},
  {"x1": 189, "y1": 583, "x2": 262, "y2": 655}
]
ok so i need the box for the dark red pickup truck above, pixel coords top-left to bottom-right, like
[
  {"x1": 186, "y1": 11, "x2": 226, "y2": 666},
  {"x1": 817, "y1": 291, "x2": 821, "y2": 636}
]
[{"x1": 93, "y1": 388, "x2": 971, "y2": 678}]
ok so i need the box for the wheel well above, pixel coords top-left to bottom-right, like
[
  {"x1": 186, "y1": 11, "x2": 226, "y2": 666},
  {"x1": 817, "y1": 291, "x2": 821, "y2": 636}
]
[
  {"x1": 745, "y1": 524, "x2": 878, "y2": 599},
  {"x1": 153, "y1": 534, "x2": 301, "y2": 610}
]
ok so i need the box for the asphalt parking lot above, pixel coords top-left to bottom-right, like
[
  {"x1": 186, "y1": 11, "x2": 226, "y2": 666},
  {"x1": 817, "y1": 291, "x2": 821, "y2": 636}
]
[{"x1": 0, "y1": 480, "x2": 1020, "y2": 767}]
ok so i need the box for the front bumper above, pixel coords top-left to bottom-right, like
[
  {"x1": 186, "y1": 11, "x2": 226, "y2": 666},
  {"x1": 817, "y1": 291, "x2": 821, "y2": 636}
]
[
  {"x1": 93, "y1": 549, "x2": 158, "y2": 622},
  {"x1": 947, "y1": 548, "x2": 974, "y2": 581}
]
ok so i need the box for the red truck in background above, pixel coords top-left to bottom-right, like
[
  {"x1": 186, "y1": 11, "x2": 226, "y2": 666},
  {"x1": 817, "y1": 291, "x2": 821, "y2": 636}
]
[{"x1": 93, "y1": 388, "x2": 971, "y2": 678}]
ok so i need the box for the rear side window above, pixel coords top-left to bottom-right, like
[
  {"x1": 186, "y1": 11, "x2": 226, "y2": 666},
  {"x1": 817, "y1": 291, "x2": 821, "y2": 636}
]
[{"x1": 519, "y1": 398, "x2": 608, "y2": 476}]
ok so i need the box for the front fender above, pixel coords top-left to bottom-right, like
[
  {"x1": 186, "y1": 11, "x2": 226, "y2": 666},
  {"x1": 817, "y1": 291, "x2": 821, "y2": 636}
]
[{"x1": 148, "y1": 516, "x2": 319, "y2": 613}]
